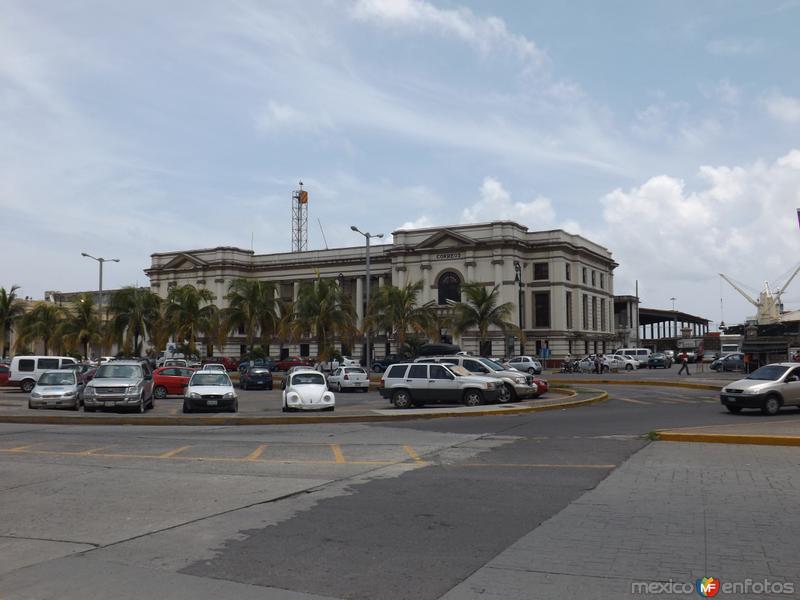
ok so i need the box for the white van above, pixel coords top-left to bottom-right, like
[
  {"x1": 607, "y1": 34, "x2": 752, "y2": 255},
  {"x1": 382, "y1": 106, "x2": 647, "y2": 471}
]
[
  {"x1": 613, "y1": 348, "x2": 651, "y2": 367},
  {"x1": 9, "y1": 356, "x2": 78, "y2": 393}
]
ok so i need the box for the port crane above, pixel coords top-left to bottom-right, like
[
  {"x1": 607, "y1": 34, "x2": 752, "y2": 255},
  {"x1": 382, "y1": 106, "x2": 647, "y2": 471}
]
[{"x1": 720, "y1": 264, "x2": 800, "y2": 324}]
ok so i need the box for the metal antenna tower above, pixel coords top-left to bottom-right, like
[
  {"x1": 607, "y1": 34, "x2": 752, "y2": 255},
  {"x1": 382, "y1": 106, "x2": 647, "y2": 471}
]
[{"x1": 291, "y1": 181, "x2": 308, "y2": 252}]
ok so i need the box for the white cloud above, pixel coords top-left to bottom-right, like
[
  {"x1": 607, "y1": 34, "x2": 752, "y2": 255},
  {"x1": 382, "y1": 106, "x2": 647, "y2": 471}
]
[
  {"x1": 255, "y1": 101, "x2": 332, "y2": 133},
  {"x1": 706, "y1": 38, "x2": 765, "y2": 56},
  {"x1": 350, "y1": 0, "x2": 547, "y2": 67},
  {"x1": 763, "y1": 93, "x2": 800, "y2": 123},
  {"x1": 596, "y1": 150, "x2": 800, "y2": 317},
  {"x1": 461, "y1": 177, "x2": 556, "y2": 228},
  {"x1": 699, "y1": 79, "x2": 741, "y2": 106},
  {"x1": 397, "y1": 215, "x2": 434, "y2": 230}
]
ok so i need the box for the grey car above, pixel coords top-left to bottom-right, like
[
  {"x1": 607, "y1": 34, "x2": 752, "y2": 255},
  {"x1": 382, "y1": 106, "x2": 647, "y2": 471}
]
[
  {"x1": 29, "y1": 370, "x2": 83, "y2": 410},
  {"x1": 416, "y1": 355, "x2": 539, "y2": 402},
  {"x1": 82, "y1": 360, "x2": 155, "y2": 413},
  {"x1": 710, "y1": 352, "x2": 744, "y2": 372},
  {"x1": 720, "y1": 363, "x2": 800, "y2": 415}
]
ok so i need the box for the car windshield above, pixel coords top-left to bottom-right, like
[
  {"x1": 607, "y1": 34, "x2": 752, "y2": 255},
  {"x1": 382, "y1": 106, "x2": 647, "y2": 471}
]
[
  {"x1": 191, "y1": 373, "x2": 229, "y2": 386},
  {"x1": 249, "y1": 368, "x2": 270, "y2": 375},
  {"x1": 478, "y1": 358, "x2": 504, "y2": 371},
  {"x1": 746, "y1": 366, "x2": 789, "y2": 381},
  {"x1": 95, "y1": 365, "x2": 142, "y2": 379},
  {"x1": 37, "y1": 372, "x2": 76, "y2": 385},
  {"x1": 345, "y1": 368, "x2": 366, "y2": 375},
  {"x1": 292, "y1": 373, "x2": 325, "y2": 385},
  {"x1": 652, "y1": 354, "x2": 664, "y2": 359}
]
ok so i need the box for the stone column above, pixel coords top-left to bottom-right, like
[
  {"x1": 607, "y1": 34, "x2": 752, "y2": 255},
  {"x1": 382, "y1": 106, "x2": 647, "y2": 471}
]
[
  {"x1": 420, "y1": 264, "x2": 431, "y2": 304},
  {"x1": 293, "y1": 281, "x2": 299, "y2": 303},
  {"x1": 378, "y1": 276, "x2": 385, "y2": 288}
]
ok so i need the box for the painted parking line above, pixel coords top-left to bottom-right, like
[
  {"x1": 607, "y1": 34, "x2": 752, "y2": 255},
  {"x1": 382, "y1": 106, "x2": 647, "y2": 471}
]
[
  {"x1": 452, "y1": 463, "x2": 616, "y2": 469},
  {"x1": 245, "y1": 443, "x2": 268, "y2": 461},
  {"x1": 617, "y1": 397, "x2": 651, "y2": 405},
  {"x1": 159, "y1": 445, "x2": 192, "y2": 458},
  {"x1": 404, "y1": 445, "x2": 426, "y2": 464},
  {"x1": 330, "y1": 443, "x2": 346, "y2": 464}
]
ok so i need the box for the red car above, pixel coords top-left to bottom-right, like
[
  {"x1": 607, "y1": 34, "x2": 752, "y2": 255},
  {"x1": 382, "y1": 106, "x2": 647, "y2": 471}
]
[
  {"x1": 275, "y1": 356, "x2": 313, "y2": 372},
  {"x1": 153, "y1": 366, "x2": 195, "y2": 399},
  {"x1": 0, "y1": 365, "x2": 9, "y2": 386},
  {"x1": 202, "y1": 357, "x2": 238, "y2": 371}
]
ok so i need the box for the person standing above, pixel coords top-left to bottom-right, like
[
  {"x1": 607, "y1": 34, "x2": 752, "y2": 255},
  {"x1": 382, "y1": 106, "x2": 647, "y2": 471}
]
[
  {"x1": 696, "y1": 350, "x2": 704, "y2": 373},
  {"x1": 678, "y1": 351, "x2": 690, "y2": 375}
]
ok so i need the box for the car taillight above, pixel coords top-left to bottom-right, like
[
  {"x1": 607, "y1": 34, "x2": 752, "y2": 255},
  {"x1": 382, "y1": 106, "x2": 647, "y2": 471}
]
[{"x1": 379, "y1": 379, "x2": 385, "y2": 389}]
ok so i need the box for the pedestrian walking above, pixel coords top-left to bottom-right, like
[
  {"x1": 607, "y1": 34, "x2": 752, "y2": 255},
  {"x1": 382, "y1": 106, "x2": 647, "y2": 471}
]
[
  {"x1": 744, "y1": 353, "x2": 750, "y2": 373},
  {"x1": 677, "y1": 351, "x2": 690, "y2": 375},
  {"x1": 696, "y1": 350, "x2": 704, "y2": 373}
]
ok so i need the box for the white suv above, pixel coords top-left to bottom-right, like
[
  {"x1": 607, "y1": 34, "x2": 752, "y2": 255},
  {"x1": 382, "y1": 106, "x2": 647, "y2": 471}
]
[
  {"x1": 379, "y1": 362, "x2": 501, "y2": 409},
  {"x1": 416, "y1": 355, "x2": 540, "y2": 402}
]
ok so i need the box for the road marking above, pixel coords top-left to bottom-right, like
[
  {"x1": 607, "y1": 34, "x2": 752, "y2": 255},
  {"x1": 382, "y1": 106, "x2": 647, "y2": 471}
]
[
  {"x1": 5, "y1": 444, "x2": 33, "y2": 452},
  {"x1": 455, "y1": 463, "x2": 616, "y2": 469},
  {"x1": 330, "y1": 443, "x2": 346, "y2": 464},
  {"x1": 618, "y1": 397, "x2": 650, "y2": 405},
  {"x1": 404, "y1": 445, "x2": 426, "y2": 464},
  {"x1": 662, "y1": 398, "x2": 696, "y2": 404},
  {"x1": 159, "y1": 445, "x2": 192, "y2": 458},
  {"x1": 245, "y1": 444, "x2": 268, "y2": 461}
]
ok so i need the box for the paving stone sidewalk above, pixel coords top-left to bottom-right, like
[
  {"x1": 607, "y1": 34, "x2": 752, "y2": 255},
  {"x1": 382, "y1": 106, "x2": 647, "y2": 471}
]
[{"x1": 440, "y1": 442, "x2": 800, "y2": 599}]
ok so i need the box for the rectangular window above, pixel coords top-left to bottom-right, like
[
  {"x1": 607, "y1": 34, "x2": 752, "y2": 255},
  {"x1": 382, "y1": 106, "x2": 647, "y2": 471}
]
[
  {"x1": 429, "y1": 364, "x2": 452, "y2": 380},
  {"x1": 300, "y1": 343, "x2": 310, "y2": 357},
  {"x1": 386, "y1": 364, "x2": 407, "y2": 379},
  {"x1": 582, "y1": 268, "x2": 587, "y2": 284},
  {"x1": 601, "y1": 299, "x2": 606, "y2": 331},
  {"x1": 582, "y1": 295, "x2": 588, "y2": 329},
  {"x1": 407, "y1": 364, "x2": 428, "y2": 379},
  {"x1": 591, "y1": 270, "x2": 596, "y2": 287},
  {"x1": 566, "y1": 292, "x2": 573, "y2": 329},
  {"x1": 568, "y1": 340, "x2": 573, "y2": 354},
  {"x1": 19, "y1": 359, "x2": 35, "y2": 372},
  {"x1": 600, "y1": 273, "x2": 605, "y2": 289},
  {"x1": 584, "y1": 340, "x2": 589, "y2": 354},
  {"x1": 534, "y1": 292, "x2": 551, "y2": 328},
  {"x1": 592, "y1": 297, "x2": 598, "y2": 330},
  {"x1": 37, "y1": 358, "x2": 59, "y2": 370},
  {"x1": 533, "y1": 263, "x2": 549, "y2": 280},
  {"x1": 565, "y1": 263, "x2": 571, "y2": 281}
]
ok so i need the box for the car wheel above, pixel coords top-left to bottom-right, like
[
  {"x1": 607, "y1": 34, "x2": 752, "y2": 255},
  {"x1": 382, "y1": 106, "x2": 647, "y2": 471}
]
[
  {"x1": 21, "y1": 379, "x2": 35, "y2": 393},
  {"x1": 625, "y1": 364, "x2": 633, "y2": 371},
  {"x1": 726, "y1": 405, "x2": 742, "y2": 414},
  {"x1": 27, "y1": 401, "x2": 35, "y2": 410},
  {"x1": 154, "y1": 385, "x2": 167, "y2": 399},
  {"x1": 761, "y1": 395, "x2": 781, "y2": 416},
  {"x1": 182, "y1": 402, "x2": 191, "y2": 414},
  {"x1": 71, "y1": 400, "x2": 80, "y2": 411},
  {"x1": 463, "y1": 389, "x2": 484, "y2": 407},
  {"x1": 392, "y1": 389, "x2": 412, "y2": 409},
  {"x1": 498, "y1": 384, "x2": 513, "y2": 404},
  {"x1": 372, "y1": 365, "x2": 384, "y2": 373},
  {"x1": 231, "y1": 401, "x2": 238, "y2": 413},
  {"x1": 527, "y1": 368, "x2": 535, "y2": 375}
]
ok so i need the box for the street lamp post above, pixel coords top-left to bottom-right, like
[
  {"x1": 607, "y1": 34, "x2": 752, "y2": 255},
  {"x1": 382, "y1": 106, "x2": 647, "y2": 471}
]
[
  {"x1": 670, "y1": 297, "x2": 677, "y2": 340},
  {"x1": 514, "y1": 261, "x2": 523, "y2": 356},
  {"x1": 81, "y1": 253, "x2": 120, "y2": 317},
  {"x1": 351, "y1": 226, "x2": 383, "y2": 367}
]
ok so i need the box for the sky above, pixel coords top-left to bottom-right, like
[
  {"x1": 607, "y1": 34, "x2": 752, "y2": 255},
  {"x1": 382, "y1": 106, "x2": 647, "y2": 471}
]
[{"x1": 2, "y1": 0, "x2": 800, "y2": 326}]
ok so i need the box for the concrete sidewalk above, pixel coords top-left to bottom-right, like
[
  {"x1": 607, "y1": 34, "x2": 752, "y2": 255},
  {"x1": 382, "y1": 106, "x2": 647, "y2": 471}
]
[{"x1": 440, "y1": 442, "x2": 800, "y2": 599}]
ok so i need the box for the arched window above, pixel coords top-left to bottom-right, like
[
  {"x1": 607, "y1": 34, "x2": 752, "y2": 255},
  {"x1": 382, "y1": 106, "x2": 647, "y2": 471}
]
[{"x1": 438, "y1": 271, "x2": 461, "y2": 305}]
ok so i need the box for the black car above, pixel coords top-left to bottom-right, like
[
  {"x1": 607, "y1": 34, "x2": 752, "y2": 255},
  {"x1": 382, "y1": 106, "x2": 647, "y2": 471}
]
[
  {"x1": 240, "y1": 366, "x2": 273, "y2": 390},
  {"x1": 371, "y1": 354, "x2": 407, "y2": 373}
]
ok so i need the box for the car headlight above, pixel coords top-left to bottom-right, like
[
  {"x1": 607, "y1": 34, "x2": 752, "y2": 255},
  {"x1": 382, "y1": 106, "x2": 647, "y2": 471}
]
[
  {"x1": 126, "y1": 385, "x2": 140, "y2": 395},
  {"x1": 223, "y1": 392, "x2": 236, "y2": 399},
  {"x1": 323, "y1": 392, "x2": 334, "y2": 401},
  {"x1": 31, "y1": 391, "x2": 42, "y2": 399},
  {"x1": 84, "y1": 387, "x2": 96, "y2": 397},
  {"x1": 188, "y1": 392, "x2": 201, "y2": 399},
  {"x1": 514, "y1": 377, "x2": 526, "y2": 384}
]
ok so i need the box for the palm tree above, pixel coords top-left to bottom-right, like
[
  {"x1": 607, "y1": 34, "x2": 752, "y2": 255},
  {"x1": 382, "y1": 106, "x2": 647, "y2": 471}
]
[
  {"x1": 165, "y1": 285, "x2": 216, "y2": 355},
  {"x1": 275, "y1": 298, "x2": 295, "y2": 358},
  {"x1": 367, "y1": 281, "x2": 437, "y2": 349},
  {"x1": 16, "y1": 302, "x2": 64, "y2": 355},
  {"x1": 450, "y1": 283, "x2": 517, "y2": 347},
  {"x1": 61, "y1": 294, "x2": 103, "y2": 360},
  {"x1": 0, "y1": 285, "x2": 26, "y2": 359},
  {"x1": 147, "y1": 308, "x2": 173, "y2": 358},
  {"x1": 108, "y1": 287, "x2": 163, "y2": 356},
  {"x1": 223, "y1": 279, "x2": 277, "y2": 352},
  {"x1": 292, "y1": 276, "x2": 356, "y2": 362},
  {"x1": 201, "y1": 309, "x2": 230, "y2": 356}
]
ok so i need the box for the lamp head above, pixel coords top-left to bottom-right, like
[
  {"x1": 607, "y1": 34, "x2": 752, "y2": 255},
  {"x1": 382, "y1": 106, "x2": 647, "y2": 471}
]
[
  {"x1": 376, "y1": 233, "x2": 384, "y2": 239},
  {"x1": 81, "y1": 252, "x2": 89, "y2": 257},
  {"x1": 350, "y1": 225, "x2": 359, "y2": 232}
]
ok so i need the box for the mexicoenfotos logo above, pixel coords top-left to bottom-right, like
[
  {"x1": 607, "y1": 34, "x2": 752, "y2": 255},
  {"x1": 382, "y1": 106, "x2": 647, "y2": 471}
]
[{"x1": 696, "y1": 577, "x2": 720, "y2": 597}]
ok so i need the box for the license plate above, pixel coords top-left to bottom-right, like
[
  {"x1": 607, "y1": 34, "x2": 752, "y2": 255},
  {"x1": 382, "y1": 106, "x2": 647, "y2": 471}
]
[
  {"x1": 206, "y1": 400, "x2": 218, "y2": 406},
  {"x1": 104, "y1": 401, "x2": 115, "y2": 407}
]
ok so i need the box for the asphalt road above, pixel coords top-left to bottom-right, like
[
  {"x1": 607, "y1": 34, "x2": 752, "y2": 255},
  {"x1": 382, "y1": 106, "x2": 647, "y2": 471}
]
[{"x1": 1, "y1": 383, "x2": 797, "y2": 599}]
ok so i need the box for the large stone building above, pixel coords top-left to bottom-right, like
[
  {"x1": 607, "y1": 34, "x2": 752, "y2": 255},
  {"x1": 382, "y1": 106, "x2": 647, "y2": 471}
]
[{"x1": 145, "y1": 221, "x2": 618, "y2": 362}]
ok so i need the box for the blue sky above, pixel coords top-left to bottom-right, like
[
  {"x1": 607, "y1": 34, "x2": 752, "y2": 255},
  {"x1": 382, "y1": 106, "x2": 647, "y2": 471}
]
[{"x1": 2, "y1": 0, "x2": 800, "y2": 325}]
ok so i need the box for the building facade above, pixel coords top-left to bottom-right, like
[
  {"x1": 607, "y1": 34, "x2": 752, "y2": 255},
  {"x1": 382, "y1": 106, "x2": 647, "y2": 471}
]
[{"x1": 144, "y1": 221, "x2": 618, "y2": 361}]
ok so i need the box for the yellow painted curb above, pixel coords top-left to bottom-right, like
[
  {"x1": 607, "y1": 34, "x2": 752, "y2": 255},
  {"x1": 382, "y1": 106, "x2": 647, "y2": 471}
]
[
  {"x1": 657, "y1": 432, "x2": 800, "y2": 447},
  {"x1": 0, "y1": 390, "x2": 608, "y2": 426},
  {"x1": 548, "y1": 378, "x2": 721, "y2": 391}
]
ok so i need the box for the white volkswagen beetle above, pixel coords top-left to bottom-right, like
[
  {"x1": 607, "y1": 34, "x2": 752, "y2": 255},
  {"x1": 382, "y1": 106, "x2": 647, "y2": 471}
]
[{"x1": 282, "y1": 369, "x2": 335, "y2": 412}]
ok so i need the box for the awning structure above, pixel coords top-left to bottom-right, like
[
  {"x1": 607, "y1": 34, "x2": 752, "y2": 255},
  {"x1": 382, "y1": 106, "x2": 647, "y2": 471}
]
[{"x1": 638, "y1": 307, "x2": 711, "y2": 340}]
